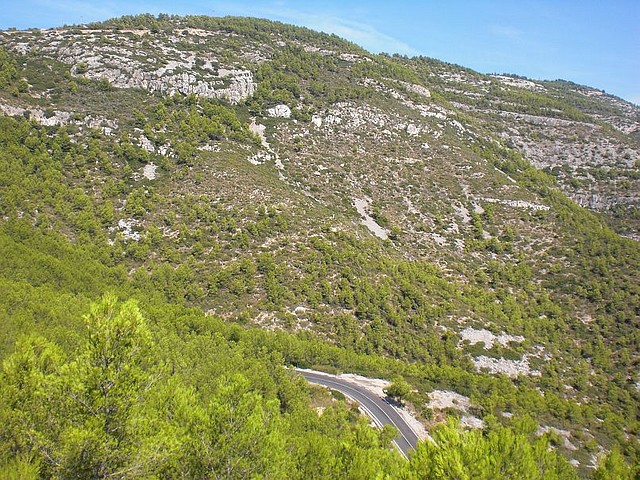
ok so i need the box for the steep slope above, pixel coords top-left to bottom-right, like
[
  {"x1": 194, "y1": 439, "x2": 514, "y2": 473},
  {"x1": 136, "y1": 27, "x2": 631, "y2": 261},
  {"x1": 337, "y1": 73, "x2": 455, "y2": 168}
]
[{"x1": 0, "y1": 14, "x2": 638, "y2": 476}]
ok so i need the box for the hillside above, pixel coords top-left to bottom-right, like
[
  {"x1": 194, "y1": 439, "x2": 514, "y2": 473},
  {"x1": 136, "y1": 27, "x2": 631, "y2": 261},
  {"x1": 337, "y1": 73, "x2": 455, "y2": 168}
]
[{"x1": 0, "y1": 14, "x2": 638, "y2": 478}]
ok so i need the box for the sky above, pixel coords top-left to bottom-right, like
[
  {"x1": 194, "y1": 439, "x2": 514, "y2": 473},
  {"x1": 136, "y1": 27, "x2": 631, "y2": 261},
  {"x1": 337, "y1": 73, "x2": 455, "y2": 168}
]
[{"x1": 1, "y1": 1, "x2": 639, "y2": 104}]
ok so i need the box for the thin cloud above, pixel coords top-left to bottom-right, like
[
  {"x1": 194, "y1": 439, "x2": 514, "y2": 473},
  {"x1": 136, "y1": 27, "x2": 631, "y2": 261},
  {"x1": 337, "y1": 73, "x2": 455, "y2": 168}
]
[
  {"x1": 489, "y1": 25, "x2": 524, "y2": 40},
  {"x1": 628, "y1": 94, "x2": 640, "y2": 106},
  {"x1": 27, "y1": 0, "x2": 187, "y2": 27},
  {"x1": 21, "y1": 1, "x2": 422, "y2": 56},
  {"x1": 310, "y1": 16, "x2": 421, "y2": 56},
  {"x1": 34, "y1": 0, "x2": 120, "y2": 21},
  {"x1": 214, "y1": 2, "x2": 421, "y2": 56}
]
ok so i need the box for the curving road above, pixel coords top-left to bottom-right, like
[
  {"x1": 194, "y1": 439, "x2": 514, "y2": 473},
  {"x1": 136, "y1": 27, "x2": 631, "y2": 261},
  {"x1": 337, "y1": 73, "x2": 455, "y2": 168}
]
[{"x1": 296, "y1": 369, "x2": 419, "y2": 457}]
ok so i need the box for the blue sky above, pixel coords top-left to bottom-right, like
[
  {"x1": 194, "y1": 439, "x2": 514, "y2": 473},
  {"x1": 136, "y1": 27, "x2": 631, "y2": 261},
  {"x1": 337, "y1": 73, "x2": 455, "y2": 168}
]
[{"x1": 2, "y1": 1, "x2": 639, "y2": 104}]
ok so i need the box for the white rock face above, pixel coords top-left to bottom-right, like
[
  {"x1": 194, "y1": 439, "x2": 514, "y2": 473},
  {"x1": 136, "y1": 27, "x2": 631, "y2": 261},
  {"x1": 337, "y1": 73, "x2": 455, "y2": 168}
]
[
  {"x1": 142, "y1": 162, "x2": 157, "y2": 180},
  {"x1": 15, "y1": 29, "x2": 257, "y2": 104},
  {"x1": 116, "y1": 219, "x2": 141, "y2": 241},
  {"x1": 0, "y1": 103, "x2": 27, "y2": 117},
  {"x1": 461, "y1": 415, "x2": 484, "y2": 429},
  {"x1": 248, "y1": 151, "x2": 273, "y2": 165},
  {"x1": 311, "y1": 115, "x2": 323, "y2": 127},
  {"x1": 0, "y1": 103, "x2": 119, "y2": 131},
  {"x1": 216, "y1": 69, "x2": 256, "y2": 104},
  {"x1": 100, "y1": 66, "x2": 254, "y2": 103},
  {"x1": 324, "y1": 114, "x2": 342, "y2": 125},
  {"x1": 406, "y1": 124, "x2": 420, "y2": 136},
  {"x1": 399, "y1": 81, "x2": 431, "y2": 98},
  {"x1": 460, "y1": 327, "x2": 524, "y2": 349},
  {"x1": 138, "y1": 135, "x2": 155, "y2": 153},
  {"x1": 479, "y1": 197, "x2": 550, "y2": 211},
  {"x1": 473, "y1": 355, "x2": 541, "y2": 377},
  {"x1": 249, "y1": 120, "x2": 269, "y2": 147},
  {"x1": 492, "y1": 75, "x2": 546, "y2": 92},
  {"x1": 427, "y1": 390, "x2": 471, "y2": 411},
  {"x1": 267, "y1": 104, "x2": 291, "y2": 118},
  {"x1": 339, "y1": 53, "x2": 364, "y2": 62},
  {"x1": 4, "y1": 107, "x2": 73, "y2": 127},
  {"x1": 537, "y1": 426, "x2": 578, "y2": 451},
  {"x1": 354, "y1": 198, "x2": 388, "y2": 240}
]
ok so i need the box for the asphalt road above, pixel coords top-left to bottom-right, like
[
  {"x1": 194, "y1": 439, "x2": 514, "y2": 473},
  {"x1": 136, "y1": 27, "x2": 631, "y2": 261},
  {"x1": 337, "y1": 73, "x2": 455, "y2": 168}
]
[{"x1": 296, "y1": 369, "x2": 419, "y2": 457}]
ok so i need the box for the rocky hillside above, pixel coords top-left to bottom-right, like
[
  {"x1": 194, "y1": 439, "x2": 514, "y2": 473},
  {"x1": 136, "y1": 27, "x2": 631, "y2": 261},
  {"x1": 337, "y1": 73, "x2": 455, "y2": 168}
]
[
  {"x1": 2, "y1": 16, "x2": 638, "y2": 239},
  {"x1": 0, "y1": 14, "x2": 638, "y2": 476}
]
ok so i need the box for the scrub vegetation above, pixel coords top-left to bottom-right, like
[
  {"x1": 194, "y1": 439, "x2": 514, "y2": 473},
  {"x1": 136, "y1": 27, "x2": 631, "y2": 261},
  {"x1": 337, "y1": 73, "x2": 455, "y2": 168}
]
[{"x1": 0, "y1": 14, "x2": 638, "y2": 478}]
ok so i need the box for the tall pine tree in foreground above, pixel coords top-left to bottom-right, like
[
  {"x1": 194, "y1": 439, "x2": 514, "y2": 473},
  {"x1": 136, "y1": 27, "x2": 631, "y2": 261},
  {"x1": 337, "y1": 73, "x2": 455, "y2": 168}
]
[{"x1": 1, "y1": 295, "x2": 631, "y2": 479}]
